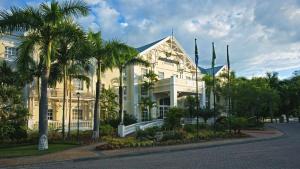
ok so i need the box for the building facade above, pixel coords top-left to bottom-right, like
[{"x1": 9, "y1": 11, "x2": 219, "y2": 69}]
[{"x1": 0, "y1": 35, "x2": 206, "y2": 129}]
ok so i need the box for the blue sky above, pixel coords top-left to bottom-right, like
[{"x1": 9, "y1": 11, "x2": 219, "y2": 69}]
[{"x1": 1, "y1": 0, "x2": 300, "y2": 79}]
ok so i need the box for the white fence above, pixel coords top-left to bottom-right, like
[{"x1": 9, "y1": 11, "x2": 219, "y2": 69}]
[{"x1": 118, "y1": 119, "x2": 164, "y2": 137}]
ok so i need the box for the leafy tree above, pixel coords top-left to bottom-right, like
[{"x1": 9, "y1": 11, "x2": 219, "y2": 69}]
[
  {"x1": 100, "y1": 88, "x2": 118, "y2": 121},
  {"x1": 0, "y1": 61, "x2": 29, "y2": 141},
  {"x1": 184, "y1": 95, "x2": 196, "y2": 118},
  {"x1": 0, "y1": 0, "x2": 89, "y2": 150}
]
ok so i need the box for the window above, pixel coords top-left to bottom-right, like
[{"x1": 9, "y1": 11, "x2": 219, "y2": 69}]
[
  {"x1": 141, "y1": 68, "x2": 148, "y2": 78},
  {"x1": 123, "y1": 86, "x2": 127, "y2": 100},
  {"x1": 73, "y1": 79, "x2": 83, "y2": 90},
  {"x1": 5, "y1": 46, "x2": 17, "y2": 60},
  {"x1": 48, "y1": 109, "x2": 53, "y2": 120},
  {"x1": 173, "y1": 74, "x2": 178, "y2": 78},
  {"x1": 72, "y1": 109, "x2": 83, "y2": 120},
  {"x1": 158, "y1": 71, "x2": 164, "y2": 79},
  {"x1": 141, "y1": 85, "x2": 148, "y2": 96},
  {"x1": 186, "y1": 76, "x2": 191, "y2": 80}
]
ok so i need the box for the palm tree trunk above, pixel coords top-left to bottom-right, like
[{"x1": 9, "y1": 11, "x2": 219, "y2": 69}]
[
  {"x1": 38, "y1": 41, "x2": 52, "y2": 151},
  {"x1": 92, "y1": 60, "x2": 101, "y2": 139},
  {"x1": 38, "y1": 67, "x2": 50, "y2": 150},
  {"x1": 119, "y1": 67, "x2": 124, "y2": 124},
  {"x1": 67, "y1": 77, "x2": 72, "y2": 138},
  {"x1": 62, "y1": 65, "x2": 67, "y2": 140}
]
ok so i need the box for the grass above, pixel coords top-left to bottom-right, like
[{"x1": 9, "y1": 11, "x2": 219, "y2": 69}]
[{"x1": 0, "y1": 143, "x2": 78, "y2": 158}]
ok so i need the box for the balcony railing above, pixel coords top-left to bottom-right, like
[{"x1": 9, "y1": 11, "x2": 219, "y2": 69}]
[{"x1": 33, "y1": 120, "x2": 93, "y2": 131}]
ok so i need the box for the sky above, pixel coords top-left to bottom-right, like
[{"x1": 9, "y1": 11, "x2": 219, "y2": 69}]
[{"x1": 1, "y1": 0, "x2": 300, "y2": 79}]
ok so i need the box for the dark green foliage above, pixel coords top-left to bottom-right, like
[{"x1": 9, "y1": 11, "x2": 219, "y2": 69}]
[
  {"x1": 136, "y1": 126, "x2": 161, "y2": 140},
  {"x1": 100, "y1": 88, "x2": 118, "y2": 121},
  {"x1": 162, "y1": 130, "x2": 186, "y2": 141},
  {"x1": 164, "y1": 108, "x2": 184, "y2": 130},
  {"x1": 100, "y1": 124, "x2": 115, "y2": 136},
  {"x1": 184, "y1": 96, "x2": 197, "y2": 117},
  {"x1": 0, "y1": 61, "x2": 29, "y2": 142},
  {"x1": 227, "y1": 116, "x2": 248, "y2": 134},
  {"x1": 123, "y1": 113, "x2": 137, "y2": 126}
]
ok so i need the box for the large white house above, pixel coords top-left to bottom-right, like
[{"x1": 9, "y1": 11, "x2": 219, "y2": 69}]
[{"x1": 0, "y1": 34, "x2": 207, "y2": 129}]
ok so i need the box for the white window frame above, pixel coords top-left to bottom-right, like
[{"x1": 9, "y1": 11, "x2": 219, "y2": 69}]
[
  {"x1": 4, "y1": 46, "x2": 17, "y2": 61},
  {"x1": 72, "y1": 109, "x2": 83, "y2": 120},
  {"x1": 158, "y1": 71, "x2": 164, "y2": 79},
  {"x1": 48, "y1": 109, "x2": 53, "y2": 120},
  {"x1": 73, "y1": 79, "x2": 84, "y2": 91}
]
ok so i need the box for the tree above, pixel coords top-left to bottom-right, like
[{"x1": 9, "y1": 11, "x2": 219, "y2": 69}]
[
  {"x1": 48, "y1": 20, "x2": 90, "y2": 140},
  {"x1": 87, "y1": 31, "x2": 115, "y2": 139},
  {"x1": 100, "y1": 88, "x2": 118, "y2": 121},
  {"x1": 140, "y1": 70, "x2": 158, "y2": 120},
  {"x1": 109, "y1": 41, "x2": 149, "y2": 124},
  {"x1": 184, "y1": 95, "x2": 197, "y2": 118},
  {"x1": 0, "y1": 61, "x2": 29, "y2": 141},
  {"x1": 0, "y1": 0, "x2": 89, "y2": 150}
]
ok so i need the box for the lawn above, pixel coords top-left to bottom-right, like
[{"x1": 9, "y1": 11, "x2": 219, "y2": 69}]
[{"x1": 0, "y1": 143, "x2": 78, "y2": 158}]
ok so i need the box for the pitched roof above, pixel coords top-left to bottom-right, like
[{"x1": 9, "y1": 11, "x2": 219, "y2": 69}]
[
  {"x1": 199, "y1": 65, "x2": 225, "y2": 76},
  {"x1": 136, "y1": 37, "x2": 167, "y2": 52}
]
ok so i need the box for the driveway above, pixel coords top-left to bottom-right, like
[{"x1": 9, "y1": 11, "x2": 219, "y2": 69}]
[{"x1": 9, "y1": 123, "x2": 300, "y2": 169}]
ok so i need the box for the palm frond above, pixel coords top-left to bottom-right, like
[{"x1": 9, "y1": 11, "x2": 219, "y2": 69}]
[
  {"x1": 60, "y1": 0, "x2": 89, "y2": 17},
  {"x1": 0, "y1": 6, "x2": 42, "y2": 33},
  {"x1": 125, "y1": 57, "x2": 150, "y2": 67}
]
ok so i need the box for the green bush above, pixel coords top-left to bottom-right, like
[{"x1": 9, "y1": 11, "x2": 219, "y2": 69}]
[
  {"x1": 100, "y1": 124, "x2": 115, "y2": 136},
  {"x1": 124, "y1": 114, "x2": 137, "y2": 126},
  {"x1": 136, "y1": 126, "x2": 161, "y2": 140},
  {"x1": 162, "y1": 130, "x2": 186, "y2": 141},
  {"x1": 164, "y1": 108, "x2": 184, "y2": 130},
  {"x1": 230, "y1": 117, "x2": 248, "y2": 134}
]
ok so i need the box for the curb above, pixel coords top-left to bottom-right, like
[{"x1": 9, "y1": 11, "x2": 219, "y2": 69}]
[{"x1": 74, "y1": 129, "x2": 284, "y2": 162}]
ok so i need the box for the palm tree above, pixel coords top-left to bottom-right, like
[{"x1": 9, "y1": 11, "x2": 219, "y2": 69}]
[
  {"x1": 0, "y1": 0, "x2": 89, "y2": 150},
  {"x1": 87, "y1": 31, "x2": 114, "y2": 139},
  {"x1": 49, "y1": 21, "x2": 90, "y2": 140},
  {"x1": 109, "y1": 41, "x2": 150, "y2": 124}
]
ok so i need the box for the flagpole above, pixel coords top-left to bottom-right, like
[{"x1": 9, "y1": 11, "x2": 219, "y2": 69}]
[
  {"x1": 212, "y1": 42, "x2": 216, "y2": 132},
  {"x1": 195, "y1": 38, "x2": 199, "y2": 139},
  {"x1": 226, "y1": 45, "x2": 231, "y2": 133}
]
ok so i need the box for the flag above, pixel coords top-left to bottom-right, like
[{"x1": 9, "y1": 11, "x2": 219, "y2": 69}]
[
  {"x1": 195, "y1": 38, "x2": 198, "y2": 66},
  {"x1": 212, "y1": 42, "x2": 216, "y2": 73}
]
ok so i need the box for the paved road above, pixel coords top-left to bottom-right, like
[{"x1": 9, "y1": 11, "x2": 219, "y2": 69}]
[{"x1": 17, "y1": 123, "x2": 300, "y2": 169}]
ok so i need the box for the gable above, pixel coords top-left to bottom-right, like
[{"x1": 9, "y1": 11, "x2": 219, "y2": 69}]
[{"x1": 137, "y1": 36, "x2": 197, "y2": 72}]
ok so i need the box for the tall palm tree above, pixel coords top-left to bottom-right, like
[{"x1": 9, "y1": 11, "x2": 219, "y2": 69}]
[
  {"x1": 49, "y1": 21, "x2": 90, "y2": 140},
  {"x1": 87, "y1": 31, "x2": 114, "y2": 139},
  {"x1": 0, "y1": 0, "x2": 89, "y2": 150},
  {"x1": 109, "y1": 41, "x2": 150, "y2": 124}
]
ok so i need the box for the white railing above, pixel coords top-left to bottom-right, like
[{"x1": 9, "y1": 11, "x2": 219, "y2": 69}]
[
  {"x1": 33, "y1": 120, "x2": 93, "y2": 131},
  {"x1": 118, "y1": 119, "x2": 164, "y2": 137}
]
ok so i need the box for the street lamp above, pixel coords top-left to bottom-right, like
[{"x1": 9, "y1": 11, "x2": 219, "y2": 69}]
[{"x1": 76, "y1": 92, "x2": 80, "y2": 143}]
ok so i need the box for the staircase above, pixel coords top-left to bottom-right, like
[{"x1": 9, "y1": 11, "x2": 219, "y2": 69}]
[{"x1": 118, "y1": 119, "x2": 164, "y2": 137}]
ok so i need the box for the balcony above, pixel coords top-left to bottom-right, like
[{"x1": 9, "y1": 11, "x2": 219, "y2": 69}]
[{"x1": 153, "y1": 76, "x2": 204, "y2": 94}]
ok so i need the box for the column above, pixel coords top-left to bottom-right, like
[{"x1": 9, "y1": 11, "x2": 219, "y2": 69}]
[
  {"x1": 170, "y1": 76, "x2": 177, "y2": 107},
  {"x1": 201, "y1": 81, "x2": 206, "y2": 108}
]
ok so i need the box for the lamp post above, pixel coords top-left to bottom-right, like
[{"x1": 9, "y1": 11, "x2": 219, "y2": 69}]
[{"x1": 76, "y1": 92, "x2": 80, "y2": 143}]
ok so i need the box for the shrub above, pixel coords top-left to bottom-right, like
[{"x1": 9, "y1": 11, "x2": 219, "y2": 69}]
[
  {"x1": 162, "y1": 130, "x2": 187, "y2": 141},
  {"x1": 136, "y1": 126, "x2": 161, "y2": 141},
  {"x1": 100, "y1": 124, "x2": 115, "y2": 136},
  {"x1": 124, "y1": 114, "x2": 137, "y2": 126},
  {"x1": 164, "y1": 108, "x2": 184, "y2": 130},
  {"x1": 230, "y1": 117, "x2": 248, "y2": 134}
]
